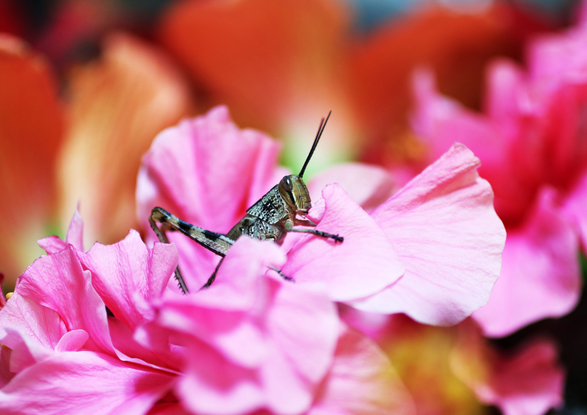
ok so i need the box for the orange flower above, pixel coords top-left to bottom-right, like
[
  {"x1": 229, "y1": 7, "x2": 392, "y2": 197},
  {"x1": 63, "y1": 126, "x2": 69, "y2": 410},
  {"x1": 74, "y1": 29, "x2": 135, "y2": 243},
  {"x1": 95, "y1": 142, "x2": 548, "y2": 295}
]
[
  {"x1": 0, "y1": 33, "x2": 192, "y2": 289},
  {"x1": 57, "y1": 33, "x2": 192, "y2": 249},
  {"x1": 0, "y1": 35, "x2": 64, "y2": 285},
  {"x1": 157, "y1": 0, "x2": 531, "y2": 172}
]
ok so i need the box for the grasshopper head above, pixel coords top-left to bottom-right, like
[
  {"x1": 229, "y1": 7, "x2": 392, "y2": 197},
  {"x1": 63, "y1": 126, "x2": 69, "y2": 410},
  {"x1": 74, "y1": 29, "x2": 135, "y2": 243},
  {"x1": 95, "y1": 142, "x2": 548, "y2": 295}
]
[
  {"x1": 278, "y1": 175, "x2": 311, "y2": 215},
  {"x1": 279, "y1": 111, "x2": 331, "y2": 216}
]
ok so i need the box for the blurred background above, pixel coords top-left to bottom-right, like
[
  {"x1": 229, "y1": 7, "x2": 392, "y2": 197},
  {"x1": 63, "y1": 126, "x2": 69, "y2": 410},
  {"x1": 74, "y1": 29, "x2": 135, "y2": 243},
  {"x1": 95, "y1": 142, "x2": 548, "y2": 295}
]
[{"x1": 0, "y1": 0, "x2": 585, "y2": 414}]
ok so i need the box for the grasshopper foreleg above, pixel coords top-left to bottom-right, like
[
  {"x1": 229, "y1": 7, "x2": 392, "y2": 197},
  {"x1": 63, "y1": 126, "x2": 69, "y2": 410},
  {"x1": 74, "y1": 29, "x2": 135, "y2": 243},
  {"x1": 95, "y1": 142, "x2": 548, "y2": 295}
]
[{"x1": 285, "y1": 218, "x2": 344, "y2": 243}]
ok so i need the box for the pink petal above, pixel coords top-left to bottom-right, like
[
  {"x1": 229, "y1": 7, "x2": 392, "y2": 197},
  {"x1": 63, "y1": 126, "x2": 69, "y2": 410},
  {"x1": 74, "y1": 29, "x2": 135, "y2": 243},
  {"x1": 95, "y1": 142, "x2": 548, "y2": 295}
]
[
  {"x1": 65, "y1": 208, "x2": 85, "y2": 251},
  {"x1": 412, "y1": 70, "x2": 534, "y2": 222},
  {"x1": 37, "y1": 209, "x2": 84, "y2": 255},
  {"x1": 452, "y1": 321, "x2": 564, "y2": 415},
  {"x1": 351, "y1": 143, "x2": 506, "y2": 326},
  {"x1": 15, "y1": 247, "x2": 113, "y2": 355},
  {"x1": 527, "y1": 24, "x2": 587, "y2": 90},
  {"x1": 473, "y1": 188, "x2": 581, "y2": 337},
  {"x1": 0, "y1": 351, "x2": 175, "y2": 415},
  {"x1": 176, "y1": 345, "x2": 263, "y2": 415},
  {"x1": 283, "y1": 184, "x2": 405, "y2": 302},
  {"x1": 308, "y1": 163, "x2": 397, "y2": 212},
  {"x1": 310, "y1": 325, "x2": 416, "y2": 415},
  {"x1": 261, "y1": 280, "x2": 339, "y2": 413},
  {"x1": 176, "y1": 273, "x2": 340, "y2": 415},
  {"x1": 189, "y1": 236, "x2": 286, "y2": 312},
  {"x1": 1, "y1": 328, "x2": 53, "y2": 376},
  {"x1": 484, "y1": 60, "x2": 526, "y2": 133},
  {"x1": 153, "y1": 238, "x2": 286, "y2": 368},
  {"x1": 79, "y1": 230, "x2": 178, "y2": 329},
  {"x1": 37, "y1": 236, "x2": 68, "y2": 255},
  {"x1": 155, "y1": 238, "x2": 339, "y2": 415},
  {"x1": 54, "y1": 329, "x2": 89, "y2": 352},
  {"x1": 0, "y1": 291, "x2": 65, "y2": 353},
  {"x1": 136, "y1": 106, "x2": 282, "y2": 288},
  {"x1": 564, "y1": 170, "x2": 587, "y2": 249},
  {"x1": 480, "y1": 341, "x2": 564, "y2": 415},
  {"x1": 137, "y1": 105, "x2": 280, "y2": 231}
]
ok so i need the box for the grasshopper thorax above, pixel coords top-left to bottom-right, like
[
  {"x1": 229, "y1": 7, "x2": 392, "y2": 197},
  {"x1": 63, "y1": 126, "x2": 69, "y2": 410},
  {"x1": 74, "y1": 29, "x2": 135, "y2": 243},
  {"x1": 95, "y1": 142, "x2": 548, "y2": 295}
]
[{"x1": 278, "y1": 175, "x2": 311, "y2": 215}]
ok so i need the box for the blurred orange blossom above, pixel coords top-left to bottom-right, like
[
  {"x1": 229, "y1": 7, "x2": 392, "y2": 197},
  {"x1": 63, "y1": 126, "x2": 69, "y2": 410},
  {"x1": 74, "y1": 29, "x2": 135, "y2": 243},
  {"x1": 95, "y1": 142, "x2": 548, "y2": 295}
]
[{"x1": 0, "y1": 33, "x2": 192, "y2": 289}]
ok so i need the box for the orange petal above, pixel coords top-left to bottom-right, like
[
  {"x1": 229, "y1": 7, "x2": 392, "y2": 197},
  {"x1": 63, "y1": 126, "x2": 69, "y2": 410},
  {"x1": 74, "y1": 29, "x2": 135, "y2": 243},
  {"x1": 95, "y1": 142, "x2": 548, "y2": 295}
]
[
  {"x1": 0, "y1": 35, "x2": 64, "y2": 288},
  {"x1": 348, "y1": 4, "x2": 524, "y2": 166},
  {"x1": 159, "y1": 0, "x2": 357, "y2": 173},
  {"x1": 57, "y1": 33, "x2": 192, "y2": 248}
]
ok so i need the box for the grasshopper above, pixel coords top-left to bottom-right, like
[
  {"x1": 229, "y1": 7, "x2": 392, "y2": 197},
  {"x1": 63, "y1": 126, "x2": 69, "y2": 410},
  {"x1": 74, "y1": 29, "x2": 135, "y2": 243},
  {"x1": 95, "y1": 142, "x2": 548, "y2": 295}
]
[{"x1": 149, "y1": 112, "x2": 343, "y2": 293}]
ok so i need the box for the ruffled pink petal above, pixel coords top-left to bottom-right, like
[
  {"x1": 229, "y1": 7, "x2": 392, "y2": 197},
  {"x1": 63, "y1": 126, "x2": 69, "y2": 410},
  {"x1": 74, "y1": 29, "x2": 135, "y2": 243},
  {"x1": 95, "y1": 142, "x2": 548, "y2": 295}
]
[
  {"x1": 527, "y1": 24, "x2": 587, "y2": 91},
  {"x1": 310, "y1": 325, "x2": 416, "y2": 415},
  {"x1": 131, "y1": 320, "x2": 185, "y2": 373},
  {"x1": 484, "y1": 60, "x2": 525, "y2": 130},
  {"x1": 307, "y1": 163, "x2": 397, "y2": 212},
  {"x1": 15, "y1": 247, "x2": 113, "y2": 355},
  {"x1": 412, "y1": 69, "x2": 505, "y2": 162},
  {"x1": 175, "y1": 275, "x2": 340, "y2": 415},
  {"x1": 37, "y1": 236, "x2": 67, "y2": 255},
  {"x1": 188, "y1": 237, "x2": 286, "y2": 312},
  {"x1": 0, "y1": 351, "x2": 175, "y2": 415},
  {"x1": 37, "y1": 209, "x2": 85, "y2": 255},
  {"x1": 473, "y1": 188, "x2": 581, "y2": 337},
  {"x1": 108, "y1": 318, "x2": 177, "y2": 372},
  {"x1": 479, "y1": 341, "x2": 564, "y2": 415},
  {"x1": 137, "y1": 105, "x2": 280, "y2": 232},
  {"x1": 564, "y1": 170, "x2": 587, "y2": 249},
  {"x1": 452, "y1": 321, "x2": 564, "y2": 415},
  {"x1": 283, "y1": 184, "x2": 405, "y2": 302},
  {"x1": 261, "y1": 279, "x2": 339, "y2": 413},
  {"x1": 136, "y1": 106, "x2": 282, "y2": 288},
  {"x1": 1, "y1": 328, "x2": 53, "y2": 376},
  {"x1": 65, "y1": 208, "x2": 85, "y2": 251},
  {"x1": 54, "y1": 329, "x2": 89, "y2": 352},
  {"x1": 176, "y1": 344, "x2": 263, "y2": 415},
  {"x1": 0, "y1": 292, "x2": 65, "y2": 353},
  {"x1": 79, "y1": 230, "x2": 178, "y2": 329},
  {"x1": 412, "y1": 70, "x2": 534, "y2": 222},
  {"x1": 153, "y1": 238, "x2": 286, "y2": 368},
  {"x1": 351, "y1": 143, "x2": 506, "y2": 326},
  {"x1": 154, "y1": 238, "x2": 339, "y2": 415}
]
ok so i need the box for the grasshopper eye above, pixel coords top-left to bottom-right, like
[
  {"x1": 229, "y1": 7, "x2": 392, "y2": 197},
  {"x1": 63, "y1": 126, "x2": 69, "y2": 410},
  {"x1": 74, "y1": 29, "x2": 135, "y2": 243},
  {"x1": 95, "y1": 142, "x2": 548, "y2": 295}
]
[{"x1": 281, "y1": 176, "x2": 293, "y2": 192}]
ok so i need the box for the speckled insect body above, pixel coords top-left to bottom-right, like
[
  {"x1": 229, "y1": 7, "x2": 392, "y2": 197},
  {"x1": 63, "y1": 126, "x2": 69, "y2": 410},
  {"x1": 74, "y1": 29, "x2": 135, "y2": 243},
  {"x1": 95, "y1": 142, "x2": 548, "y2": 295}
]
[{"x1": 150, "y1": 112, "x2": 343, "y2": 293}]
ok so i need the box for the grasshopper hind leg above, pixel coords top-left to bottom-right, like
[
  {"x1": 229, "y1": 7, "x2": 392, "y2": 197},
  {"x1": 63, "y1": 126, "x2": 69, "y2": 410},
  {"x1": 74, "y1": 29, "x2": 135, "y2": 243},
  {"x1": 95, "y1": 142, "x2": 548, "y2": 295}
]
[{"x1": 149, "y1": 207, "x2": 191, "y2": 294}]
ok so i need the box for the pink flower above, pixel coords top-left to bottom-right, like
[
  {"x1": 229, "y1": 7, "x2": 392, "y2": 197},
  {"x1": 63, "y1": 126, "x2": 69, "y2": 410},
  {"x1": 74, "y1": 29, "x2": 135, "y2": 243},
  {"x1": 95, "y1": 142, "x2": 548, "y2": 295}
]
[
  {"x1": 137, "y1": 106, "x2": 506, "y2": 326},
  {"x1": 0, "y1": 213, "x2": 415, "y2": 414},
  {"x1": 0, "y1": 214, "x2": 179, "y2": 413},
  {"x1": 139, "y1": 236, "x2": 414, "y2": 414},
  {"x1": 411, "y1": 16, "x2": 587, "y2": 336}
]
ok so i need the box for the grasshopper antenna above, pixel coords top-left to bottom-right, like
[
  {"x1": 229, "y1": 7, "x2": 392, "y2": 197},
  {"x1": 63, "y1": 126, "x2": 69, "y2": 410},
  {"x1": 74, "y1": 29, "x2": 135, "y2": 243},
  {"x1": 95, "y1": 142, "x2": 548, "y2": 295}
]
[{"x1": 298, "y1": 111, "x2": 331, "y2": 178}]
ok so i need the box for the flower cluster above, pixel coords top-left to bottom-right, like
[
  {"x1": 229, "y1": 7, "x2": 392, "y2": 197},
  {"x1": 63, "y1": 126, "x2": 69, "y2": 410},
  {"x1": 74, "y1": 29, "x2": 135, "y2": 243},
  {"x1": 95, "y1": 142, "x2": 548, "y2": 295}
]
[
  {"x1": 0, "y1": 107, "x2": 506, "y2": 414},
  {"x1": 412, "y1": 9, "x2": 587, "y2": 337}
]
